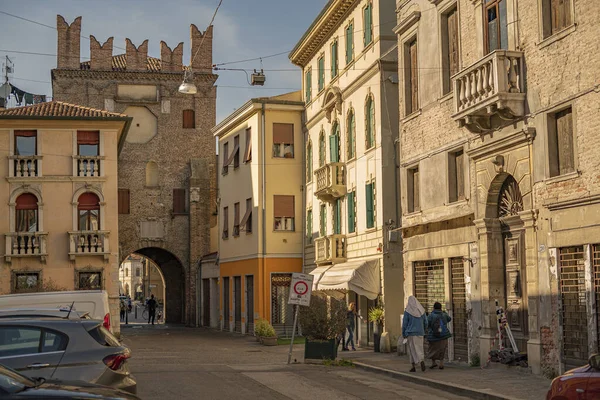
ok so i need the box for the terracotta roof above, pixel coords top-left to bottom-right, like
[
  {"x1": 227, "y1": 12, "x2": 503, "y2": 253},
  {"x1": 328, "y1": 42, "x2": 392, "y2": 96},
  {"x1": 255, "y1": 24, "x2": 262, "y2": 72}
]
[
  {"x1": 0, "y1": 101, "x2": 129, "y2": 119},
  {"x1": 80, "y1": 54, "x2": 183, "y2": 72}
]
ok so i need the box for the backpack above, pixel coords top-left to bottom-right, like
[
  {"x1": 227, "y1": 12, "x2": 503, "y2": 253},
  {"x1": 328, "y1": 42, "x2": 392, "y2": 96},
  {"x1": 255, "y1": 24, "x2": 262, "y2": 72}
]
[{"x1": 432, "y1": 315, "x2": 446, "y2": 338}]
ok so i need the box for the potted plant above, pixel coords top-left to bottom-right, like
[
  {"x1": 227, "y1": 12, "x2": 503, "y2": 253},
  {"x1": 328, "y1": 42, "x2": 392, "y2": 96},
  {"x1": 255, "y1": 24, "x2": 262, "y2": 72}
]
[
  {"x1": 368, "y1": 305, "x2": 385, "y2": 353},
  {"x1": 255, "y1": 318, "x2": 277, "y2": 345},
  {"x1": 299, "y1": 295, "x2": 346, "y2": 360}
]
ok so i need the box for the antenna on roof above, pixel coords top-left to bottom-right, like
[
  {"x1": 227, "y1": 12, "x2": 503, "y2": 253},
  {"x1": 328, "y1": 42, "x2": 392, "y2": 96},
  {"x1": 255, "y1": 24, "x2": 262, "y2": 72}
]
[{"x1": 65, "y1": 301, "x2": 75, "y2": 319}]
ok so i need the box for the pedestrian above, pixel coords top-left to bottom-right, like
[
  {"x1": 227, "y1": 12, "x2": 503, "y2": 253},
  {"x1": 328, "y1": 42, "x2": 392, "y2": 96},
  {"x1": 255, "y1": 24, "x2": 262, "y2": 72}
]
[
  {"x1": 426, "y1": 302, "x2": 452, "y2": 370},
  {"x1": 345, "y1": 302, "x2": 361, "y2": 351},
  {"x1": 147, "y1": 294, "x2": 157, "y2": 325},
  {"x1": 119, "y1": 300, "x2": 126, "y2": 322},
  {"x1": 403, "y1": 296, "x2": 428, "y2": 372},
  {"x1": 127, "y1": 297, "x2": 132, "y2": 313}
]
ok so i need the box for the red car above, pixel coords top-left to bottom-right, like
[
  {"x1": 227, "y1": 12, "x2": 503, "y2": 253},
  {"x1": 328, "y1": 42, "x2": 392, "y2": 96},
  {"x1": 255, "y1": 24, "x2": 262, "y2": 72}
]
[{"x1": 547, "y1": 354, "x2": 600, "y2": 399}]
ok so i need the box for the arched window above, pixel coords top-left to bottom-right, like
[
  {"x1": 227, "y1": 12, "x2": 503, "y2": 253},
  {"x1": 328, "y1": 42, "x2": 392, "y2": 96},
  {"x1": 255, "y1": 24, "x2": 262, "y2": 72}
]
[
  {"x1": 146, "y1": 161, "x2": 158, "y2": 187},
  {"x1": 319, "y1": 131, "x2": 326, "y2": 167},
  {"x1": 329, "y1": 122, "x2": 340, "y2": 163},
  {"x1": 78, "y1": 193, "x2": 100, "y2": 231},
  {"x1": 15, "y1": 193, "x2": 38, "y2": 232},
  {"x1": 307, "y1": 140, "x2": 313, "y2": 182},
  {"x1": 347, "y1": 109, "x2": 356, "y2": 159},
  {"x1": 365, "y1": 95, "x2": 375, "y2": 149}
]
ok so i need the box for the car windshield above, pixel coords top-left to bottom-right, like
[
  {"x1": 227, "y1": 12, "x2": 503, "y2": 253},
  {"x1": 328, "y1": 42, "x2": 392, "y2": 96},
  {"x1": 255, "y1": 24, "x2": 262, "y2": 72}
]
[
  {"x1": 87, "y1": 324, "x2": 121, "y2": 347},
  {"x1": 0, "y1": 364, "x2": 34, "y2": 394}
]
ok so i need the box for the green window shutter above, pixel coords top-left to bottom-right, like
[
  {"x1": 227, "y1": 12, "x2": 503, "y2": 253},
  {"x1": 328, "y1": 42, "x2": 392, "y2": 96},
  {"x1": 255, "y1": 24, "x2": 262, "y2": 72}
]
[
  {"x1": 369, "y1": 98, "x2": 375, "y2": 147},
  {"x1": 366, "y1": 183, "x2": 374, "y2": 228},
  {"x1": 364, "y1": 5, "x2": 372, "y2": 46},
  {"x1": 347, "y1": 192, "x2": 355, "y2": 233},
  {"x1": 331, "y1": 41, "x2": 338, "y2": 78},
  {"x1": 305, "y1": 70, "x2": 311, "y2": 102},
  {"x1": 346, "y1": 24, "x2": 353, "y2": 64},
  {"x1": 307, "y1": 209, "x2": 312, "y2": 243},
  {"x1": 320, "y1": 204, "x2": 327, "y2": 236},
  {"x1": 318, "y1": 57, "x2": 325, "y2": 91},
  {"x1": 348, "y1": 113, "x2": 355, "y2": 159},
  {"x1": 334, "y1": 199, "x2": 341, "y2": 234}
]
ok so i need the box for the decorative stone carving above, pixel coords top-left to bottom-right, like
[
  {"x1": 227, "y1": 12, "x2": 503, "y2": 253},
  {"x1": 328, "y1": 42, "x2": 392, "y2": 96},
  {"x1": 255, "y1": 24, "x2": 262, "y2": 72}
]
[{"x1": 498, "y1": 177, "x2": 523, "y2": 217}]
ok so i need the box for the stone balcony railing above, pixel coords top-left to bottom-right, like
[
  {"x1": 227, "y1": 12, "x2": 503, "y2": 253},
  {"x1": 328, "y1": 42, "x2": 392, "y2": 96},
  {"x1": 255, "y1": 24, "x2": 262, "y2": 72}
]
[
  {"x1": 452, "y1": 50, "x2": 526, "y2": 133},
  {"x1": 4, "y1": 232, "x2": 48, "y2": 263},
  {"x1": 9, "y1": 155, "x2": 42, "y2": 178},
  {"x1": 74, "y1": 156, "x2": 103, "y2": 177},
  {"x1": 69, "y1": 230, "x2": 110, "y2": 261},
  {"x1": 314, "y1": 234, "x2": 347, "y2": 265},
  {"x1": 314, "y1": 162, "x2": 346, "y2": 202}
]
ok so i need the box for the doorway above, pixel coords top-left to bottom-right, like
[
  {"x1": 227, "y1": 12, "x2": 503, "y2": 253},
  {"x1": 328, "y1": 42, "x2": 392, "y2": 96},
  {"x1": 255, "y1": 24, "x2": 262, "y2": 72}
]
[
  {"x1": 234, "y1": 276, "x2": 242, "y2": 333},
  {"x1": 246, "y1": 275, "x2": 254, "y2": 335}
]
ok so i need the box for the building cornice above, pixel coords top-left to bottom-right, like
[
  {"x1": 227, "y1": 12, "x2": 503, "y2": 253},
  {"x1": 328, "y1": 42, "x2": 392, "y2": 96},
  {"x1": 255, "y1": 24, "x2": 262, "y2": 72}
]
[
  {"x1": 52, "y1": 68, "x2": 218, "y2": 84},
  {"x1": 544, "y1": 193, "x2": 600, "y2": 211}
]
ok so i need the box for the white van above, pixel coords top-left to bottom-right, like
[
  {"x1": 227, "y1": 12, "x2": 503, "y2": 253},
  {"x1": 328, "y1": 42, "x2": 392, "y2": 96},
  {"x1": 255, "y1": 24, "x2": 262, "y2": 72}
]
[{"x1": 0, "y1": 290, "x2": 112, "y2": 331}]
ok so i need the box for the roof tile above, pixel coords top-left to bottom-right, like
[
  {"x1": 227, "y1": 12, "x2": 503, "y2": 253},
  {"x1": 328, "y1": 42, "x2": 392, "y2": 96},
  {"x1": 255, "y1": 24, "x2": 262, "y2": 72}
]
[{"x1": 0, "y1": 101, "x2": 129, "y2": 119}]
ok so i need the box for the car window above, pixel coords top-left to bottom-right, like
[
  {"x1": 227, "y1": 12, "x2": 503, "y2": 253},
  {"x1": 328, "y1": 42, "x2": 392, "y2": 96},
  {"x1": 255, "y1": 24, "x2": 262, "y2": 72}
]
[
  {"x1": 87, "y1": 325, "x2": 120, "y2": 347},
  {"x1": 0, "y1": 327, "x2": 42, "y2": 358},
  {"x1": 41, "y1": 330, "x2": 68, "y2": 353}
]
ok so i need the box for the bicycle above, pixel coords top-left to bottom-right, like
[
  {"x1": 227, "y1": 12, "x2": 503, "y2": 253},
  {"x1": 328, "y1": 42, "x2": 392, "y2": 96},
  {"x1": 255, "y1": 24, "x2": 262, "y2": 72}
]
[{"x1": 141, "y1": 305, "x2": 149, "y2": 321}]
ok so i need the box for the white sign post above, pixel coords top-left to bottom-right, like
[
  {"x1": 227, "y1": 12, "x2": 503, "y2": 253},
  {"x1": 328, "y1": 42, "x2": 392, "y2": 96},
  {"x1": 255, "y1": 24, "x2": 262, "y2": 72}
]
[{"x1": 287, "y1": 273, "x2": 314, "y2": 364}]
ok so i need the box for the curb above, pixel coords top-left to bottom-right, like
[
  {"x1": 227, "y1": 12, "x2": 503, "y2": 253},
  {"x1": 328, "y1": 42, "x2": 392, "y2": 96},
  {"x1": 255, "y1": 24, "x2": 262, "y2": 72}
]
[{"x1": 352, "y1": 361, "x2": 522, "y2": 400}]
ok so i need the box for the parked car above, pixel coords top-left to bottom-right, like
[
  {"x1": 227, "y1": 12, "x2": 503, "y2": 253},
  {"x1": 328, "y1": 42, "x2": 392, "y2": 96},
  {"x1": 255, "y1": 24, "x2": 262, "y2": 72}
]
[
  {"x1": 0, "y1": 307, "x2": 91, "y2": 320},
  {"x1": 0, "y1": 364, "x2": 139, "y2": 399},
  {"x1": 547, "y1": 354, "x2": 600, "y2": 399},
  {"x1": 0, "y1": 290, "x2": 112, "y2": 332},
  {"x1": 0, "y1": 317, "x2": 136, "y2": 394}
]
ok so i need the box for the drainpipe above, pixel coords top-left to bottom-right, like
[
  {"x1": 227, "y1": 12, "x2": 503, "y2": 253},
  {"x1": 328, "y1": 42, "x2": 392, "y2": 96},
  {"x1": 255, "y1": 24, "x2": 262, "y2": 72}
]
[
  {"x1": 261, "y1": 102, "x2": 267, "y2": 321},
  {"x1": 301, "y1": 114, "x2": 307, "y2": 273}
]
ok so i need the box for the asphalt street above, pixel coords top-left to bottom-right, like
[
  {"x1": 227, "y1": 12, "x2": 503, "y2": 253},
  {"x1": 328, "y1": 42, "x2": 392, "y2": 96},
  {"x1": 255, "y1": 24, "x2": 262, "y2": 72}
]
[{"x1": 121, "y1": 325, "x2": 470, "y2": 400}]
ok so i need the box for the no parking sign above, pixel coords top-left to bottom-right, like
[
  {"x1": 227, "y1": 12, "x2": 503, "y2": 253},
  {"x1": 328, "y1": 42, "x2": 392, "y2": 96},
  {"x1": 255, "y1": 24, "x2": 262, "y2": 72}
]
[{"x1": 288, "y1": 273, "x2": 313, "y2": 307}]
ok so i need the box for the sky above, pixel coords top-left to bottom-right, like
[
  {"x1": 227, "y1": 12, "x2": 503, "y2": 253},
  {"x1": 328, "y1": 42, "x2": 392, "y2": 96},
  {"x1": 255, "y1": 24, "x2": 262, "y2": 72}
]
[{"x1": 0, "y1": 0, "x2": 327, "y2": 123}]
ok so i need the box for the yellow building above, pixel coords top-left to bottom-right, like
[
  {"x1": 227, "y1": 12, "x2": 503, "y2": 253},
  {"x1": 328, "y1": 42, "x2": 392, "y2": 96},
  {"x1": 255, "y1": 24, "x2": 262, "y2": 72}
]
[
  {"x1": 211, "y1": 92, "x2": 304, "y2": 335},
  {"x1": 0, "y1": 101, "x2": 131, "y2": 334}
]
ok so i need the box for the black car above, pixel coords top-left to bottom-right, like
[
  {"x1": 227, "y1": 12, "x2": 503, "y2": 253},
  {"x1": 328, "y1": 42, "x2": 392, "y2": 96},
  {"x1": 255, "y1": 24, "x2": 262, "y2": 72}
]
[{"x1": 0, "y1": 364, "x2": 140, "y2": 399}]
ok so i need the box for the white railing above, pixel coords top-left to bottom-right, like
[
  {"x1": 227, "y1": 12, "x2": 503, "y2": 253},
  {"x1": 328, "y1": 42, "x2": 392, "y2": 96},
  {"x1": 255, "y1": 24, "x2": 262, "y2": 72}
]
[
  {"x1": 314, "y1": 162, "x2": 346, "y2": 201},
  {"x1": 74, "y1": 156, "x2": 102, "y2": 177},
  {"x1": 4, "y1": 232, "x2": 48, "y2": 261},
  {"x1": 9, "y1": 156, "x2": 42, "y2": 177},
  {"x1": 314, "y1": 234, "x2": 346, "y2": 265},
  {"x1": 69, "y1": 231, "x2": 110, "y2": 260}
]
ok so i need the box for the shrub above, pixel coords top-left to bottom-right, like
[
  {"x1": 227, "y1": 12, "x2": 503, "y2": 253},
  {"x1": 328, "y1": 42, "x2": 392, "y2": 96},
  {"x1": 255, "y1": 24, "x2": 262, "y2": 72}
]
[
  {"x1": 254, "y1": 318, "x2": 276, "y2": 338},
  {"x1": 298, "y1": 295, "x2": 346, "y2": 341}
]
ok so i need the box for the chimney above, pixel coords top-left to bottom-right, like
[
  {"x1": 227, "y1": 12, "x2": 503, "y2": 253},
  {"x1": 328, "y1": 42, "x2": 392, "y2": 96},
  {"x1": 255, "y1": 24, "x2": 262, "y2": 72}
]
[
  {"x1": 90, "y1": 35, "x2": 114, "y2": 70},
  {"x1": 125, "y1": 39, "x2": 149, "y2": 71},
  {"x1": 160, "y1": 41, "x2": 183, "y2": 72},
  {"x1": 190, "y1": 24, "x2": 213, "y2": 73},
  {"x1": 56, "y1": 15, "x2": 82, "y2": 69}
]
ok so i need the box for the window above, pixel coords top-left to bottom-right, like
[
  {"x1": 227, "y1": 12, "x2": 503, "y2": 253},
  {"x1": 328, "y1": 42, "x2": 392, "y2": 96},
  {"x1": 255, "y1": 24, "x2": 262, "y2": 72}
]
[
  {"x1": 346, "y1": 22, "x2": 354, "y2": 65},
  {"x1": 542, "y1": 0, "x2": 573, "y2": 38},
  {"x1": 118, "y1": 189, "x2": 130, "y2": 214},
  {"x1": 448, "y1": 150, "x2": 465, "y2": 203},
  {"x1": 222, "y1": 142, "x2": 229, "y2": 175},
  {"x1": 78, "y1": 271, "x2": 102, "y2": 290},
  {"x1": 329, "y1": 122, "x2": 340, "y2": 162},
  {"x1": 14, "y1": 272, "x2": 39, "y2": 293},
  {"x1": 405, "y1": 38, "x2": 419, "y2": 115},
  {"x1": 408, "y1": 166, "x2": 420, "y2": 213},
  {"x1": 145, "y1": 161, "x2": 159, "y2": 187},
  {"x1": 347, "y1": 190, "x2": 356, "y2": 233},
  {"x1": 233, "y1": 135, "x2": 240, "y2": 168},
  {"x1": 319, "y1": 131, "x2": 326, "y2": 167},
  {"x1": 320, "y1": 203, "x2": 327, "y2": 236},
  {"x1": 363, "y1": 2, "x2": 373, "y2": 46},
  {"x1": 78, "y1": 193, "x2": 100, "y2": 231},
  {"x1": 442, "y1": 7, "x2": 459, "y2": 95},
  {"x1": 548, "y1": 107, "x2": 575, "y2": 177},
  {"x1": 183, "y1": 109, "x2": 195, "y2": 129},
  {"x1": 223, "y1": 206, "x2": 229, "y2": 239},
  {"x1": 484, "y1": 0, "x2": 508, "y2": 53},
  {"x1": 366, "y1": 181, "x2": 376, "y2": 229},
  {"x1": 14, "y1": 130, "x2": 36, "y2": 156},
  {"x1": 233, "y1": 202, "x2": 240, "y2": 237},
  {"x1": 306, "y1": 208, "x2": 313, "y2": 243},
  {"x1": 136, "y1": 268, "x2": 141, "y2": 277},
  {"x1": 0, "y1": 327, "x2": 42, "y2": 356},
  {"x1": 273, "y1": 123, "x2": 294, "y2": 158},
  {"x1": 42, "y1": 330, "x2": 68, "y2": 353},
  {"x1": 77, "y1": 131, "x2": 100, "y2": 177},
  {"x1": 16, "y1": 193, "x2": 38, "y2": 232},
  {"x1": 305, "y1": 68, "x2": 312, "y2": 102},
  {"x1": 307, "y1": 140, "x2": 313, "y2": 182},
  {"x1": 334, "y1": 198, "x2": 342, "y2": 234},
  {"x1": 331, "y1": 40, "x2": 339, "y2": 79},
  {"x1": 173, "y1": 189, "x2": 187, "y2": 214},
  {"x1": 244, "y1": 128, "x2": 252, "y2": 163},
  {"x1": 274, "y1": 195, "x2": 295, "y2": 231},
  {"x1": 347, "y1": 110, "x2": 356, "y2": 159},
  {"x1": 365, "y1": 96, "x2": 375, "y2": 149},
  {"x1": 318, "y1": 55, "x2": 325, "y2": 92},
  {"x1": 241, "y1": 198, "x2": 252, "y2": 233}
]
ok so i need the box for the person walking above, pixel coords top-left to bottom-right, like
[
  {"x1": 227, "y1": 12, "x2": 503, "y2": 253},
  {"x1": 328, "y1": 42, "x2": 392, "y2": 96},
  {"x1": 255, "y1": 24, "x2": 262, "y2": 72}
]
[
  {"x1": 402, "y1": 296, "x2": 428, "y2": 372},
  {"x1": 147, "y1": 294, "x2": 157, "y2": 325},
  {"x1": 345, "y1": 302, "x2": 361, "y2": 351},
  {"x1": 119, "y1": 300, "x2": 126, "y2": 322},
  {"x1": 426, "y1": 302, "x2": 452, "y2": 369}
]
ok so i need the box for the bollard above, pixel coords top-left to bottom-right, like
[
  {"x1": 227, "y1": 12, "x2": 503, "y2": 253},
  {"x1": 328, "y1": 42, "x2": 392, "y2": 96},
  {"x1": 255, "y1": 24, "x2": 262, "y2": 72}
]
[
  {"x1": 126, "y1": 308, "x2": 128, "y2": 325},
  {"x1": 135, "y1": 306, "x2": 137, "y2": 319}
]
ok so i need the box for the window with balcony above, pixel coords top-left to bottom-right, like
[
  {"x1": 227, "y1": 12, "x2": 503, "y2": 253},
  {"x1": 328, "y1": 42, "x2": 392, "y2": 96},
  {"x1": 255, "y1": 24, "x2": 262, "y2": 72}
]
[
  {"x1": 346, "y1": 21, "x2": 354, "y2": 65},
  {"x1": 183, "y1": 109, "x2": 195, "y2": 129},
  {"x1": 318, "y1": 55, "x2": 325, "y2": 92},
  {"x1": 347, "y1": 110, "x2": 355, "y2": 159},
  {"x1": 442, "y1": 6, "x2": 459, "y2": 95},
  {"x1": 307, "y1": 140, "x2": 313, "y2": 183},
  {"x1": 244, "y1": 128, "x2": 252, "y2": 163},
  {"x1": 484, "y1": 0, "x2": 508, "y2": 53},
  {"x1": 16, "y1": 193, "x2": 38, "y2": 232},
  {"x1": 365, "y1": 181, "x2": 376, "y2": 229},
  {"x1": 14, "y1": 272, "x2": 40, "y2": 293},
  {"x1": 404, "y1": 38, "x2": 419, "y2": 115},
  {"x1": 542, "y1": 0, "x2": 573, "y2": 39},
  {"x1": 173, "y1": 189, "x2": 188, "y2": 214},
  {"x1": 118, "y1": 189, "x2": 130, "y2": 214},
  {"x1": 306, "y1": 208, "x2": 313, "y2": 244},
  {"x1": 448, "y1": 149, "x2": 465, "y2": 203},
  {"x1": 241, "y1": 198, "x2": 252, "y2": 233},
  {"x1": 329, "y1": 122, "x2": 340, "y2": 163},
  {"x1": 548, "y1": 107, "x2": 575, "y2": 177},
  {"x1": 320, "y1": 203, "x2": 327, "y2": 236},
  {"x1": 77, "y1": 131, "x2": 100, "y2": 177},
  {"x1": 78, "y1": 193, "x2": 100, "y2": 231},
  {"x1": 331, "y1": 39, "x2": 339, "y2": 79},
  {"x1": 233, "y1": 202, "x2": 240, "y2": 237},
  {"x1": 13, "y1": 130, "x2": 38, "y2": 177},
  {"x1": 222, "y1": 206, "x2": 229, "y2": 239},
  {"x1": 78, "y1": 271, "x2": 102, "y2": 290},
  {"x1": 334, "y1": 198, "x2": 342, "y2": 234},
  {"x1": 407, "y1": 166, "x2": 420, "y2": 213},
  {"x1": 273, "y1": 123, "x2": 294, "y2": 158},
  {"x1": 233, "y1": 135, "x2": 240, "y2": 168},
  {"x1": 319, "y1": 131, "x2": 326, "y2": 167},
  {"x1": 347, "y1": 190, "x2": 356, "y2": 233},
  {"x1": 305, "y1": 68, "x2": 312, "y2": 102},
  {"x1": 365, "y1": 95, "x2": 375, "y2": 149},
  {"x1": 274, "y1": 195, "x2": 295, "y2": 231},
  {"x1": 363, "y1": 2, "x2": 373, "y2": 47}
]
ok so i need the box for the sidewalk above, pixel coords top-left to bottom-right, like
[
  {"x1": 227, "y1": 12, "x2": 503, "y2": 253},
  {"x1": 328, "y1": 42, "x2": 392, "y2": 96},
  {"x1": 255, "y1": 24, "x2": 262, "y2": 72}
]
[{"x1": 341, "y1": 350, "x2": 550, "y2": 400}]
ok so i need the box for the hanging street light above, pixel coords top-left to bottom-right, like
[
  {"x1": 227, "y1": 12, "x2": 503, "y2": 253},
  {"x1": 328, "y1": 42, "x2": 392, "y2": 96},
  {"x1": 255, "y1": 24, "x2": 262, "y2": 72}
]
[{"x1": 178, "y1": 69, "x2": 197, "y2": 95}]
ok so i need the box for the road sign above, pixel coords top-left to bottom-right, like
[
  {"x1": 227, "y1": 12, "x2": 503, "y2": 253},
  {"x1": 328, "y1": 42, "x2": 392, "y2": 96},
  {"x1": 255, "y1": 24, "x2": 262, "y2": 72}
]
[{"x1": 288, "y1": 272, "x2": 313, "y2": 306}]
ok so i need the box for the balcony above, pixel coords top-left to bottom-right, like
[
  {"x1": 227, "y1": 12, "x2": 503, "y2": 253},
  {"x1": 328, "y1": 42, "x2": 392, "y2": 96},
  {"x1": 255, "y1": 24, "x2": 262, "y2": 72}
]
[
  {"x1": 4, "y1": 232, "x2": 48, "y2": 263},
  {"x1": 452, "y1": 50, "x2": 525, "y2": 134},
  {"x1": 314, "y1": 234, "x2": 347, "y2": 265},
  {"x1": 74, "y1": 156, "x2": 102, "y2": 177},
  {"x1": 314, "y1": 162, "x2": 346, "y2": 202},
  {"x1": 69, "y1": 231, "x2": 110, "y2": 261},
  {"x1": 9, "y1": 156, "x2": 42, "y2": 178}
]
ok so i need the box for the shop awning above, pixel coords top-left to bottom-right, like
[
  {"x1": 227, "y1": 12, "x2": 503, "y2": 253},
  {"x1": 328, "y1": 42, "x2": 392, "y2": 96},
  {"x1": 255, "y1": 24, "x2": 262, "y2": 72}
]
[{"x1": 309, "y1": 259, "x2": 380, "y2": 300}]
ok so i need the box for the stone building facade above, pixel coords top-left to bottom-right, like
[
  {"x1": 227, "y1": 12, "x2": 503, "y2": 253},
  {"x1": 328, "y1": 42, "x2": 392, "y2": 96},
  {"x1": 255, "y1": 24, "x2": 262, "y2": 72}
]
[
  {"x1": 395, "y1": 0, "x2": 599, "y2": 375},
  {"x1": 51, "y1": 15, "x2": 218, "y2": 324}
]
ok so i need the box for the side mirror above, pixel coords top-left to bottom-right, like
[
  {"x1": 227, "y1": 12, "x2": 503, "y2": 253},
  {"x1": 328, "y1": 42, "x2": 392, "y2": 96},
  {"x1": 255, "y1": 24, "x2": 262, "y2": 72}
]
[{"x1": 589, "y1": 354, "x2": 600, "y2": 370}]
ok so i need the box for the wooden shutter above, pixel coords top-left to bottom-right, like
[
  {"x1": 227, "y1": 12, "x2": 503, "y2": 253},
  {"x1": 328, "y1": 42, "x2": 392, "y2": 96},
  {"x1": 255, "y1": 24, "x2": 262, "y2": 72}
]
[
  {"x1": 552, "y1": 0, "x2": 572, "y2": 34},
  {"x1": 348, "y1": 112, "x2": 355, "y2": 158},
  {"x1": 556, "y1": 108, "x2": 574, "y2": 175},
  {"x1": 118, "y1": 189, "x2": 130, "y2": 214},
  {"x1": 410, "y1": 40, "x2": 419, "y2": 113},
  {"x1": 366, "y1": 183, "x2": 374, "y2": 228},
  {"x1": 320, "y1": 204, "x2": 327, "y2": 236},
  {"x1": 319, "y1": 134, "x2": 326, "y2": 166},
  {"x1": 347, "y1": 192, "x2": 355, "y2": 233},
  {"x1": 413, "y1": 169, "x2": 420, "y2": 210},
  {"x1": 241, "y1": 198, "x2": 252, "y2": 231},
  {"x1": 244, "y1": 128, "x2": 252, "y2": 163},
  {"x1": 233, "y1": 135, "x2": 240, "y2": 168},
  {"x1": 307, "y1": 143, "x2": 313, "y2": 180},
  {"x1": 173, "y1": 189, "x2": 186, "y2": 214},
  {"x1": 364, "y1": 4, "x2": 372, "y2": 45},
  {"x1": 307, "y1": 209, "x2": 312, "y2": 242},
  {"x1": 77, "y1": 131, "x2": 100, "y2": 145},
  {"x1": 233, "y1": 202, "x2": 240, "y2": 235},
  {"x1": 305, "y1": 69, "x2": 312, "y2": 102},
  {"x1": 334, "y1": 199, "x2": 342, "y2": 234},
  {"x1": 318, "y1": 57, "x2": 325, "y2": 90},
  {"x1": 455, "y1": 150, "x2": 465, "y2": 200},
  {"x1": 447, "y1": 9, "x2": 459, "y2": 78},
  {"x1": 274, "y1": 195, "x2": 294, "y2": 218},
  {"x1": 183, "y1": 110, "x2": 195, "y2": 129},
  {"x1": 223, "y1": 206, "x2": 229, "y2": 238},
  {"x1": 273, "y1": 123, "x2": 294, "y2": 144}
]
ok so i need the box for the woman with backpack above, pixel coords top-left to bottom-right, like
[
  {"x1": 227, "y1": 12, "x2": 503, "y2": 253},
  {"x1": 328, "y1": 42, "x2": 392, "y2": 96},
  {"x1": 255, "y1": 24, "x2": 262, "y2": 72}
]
[
  {"x1": 426, "y1": 302, "x2": 452, "y2": 369},
  {"x1": 402, "y1": 296, "x2": 428, "y2": 372}
]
